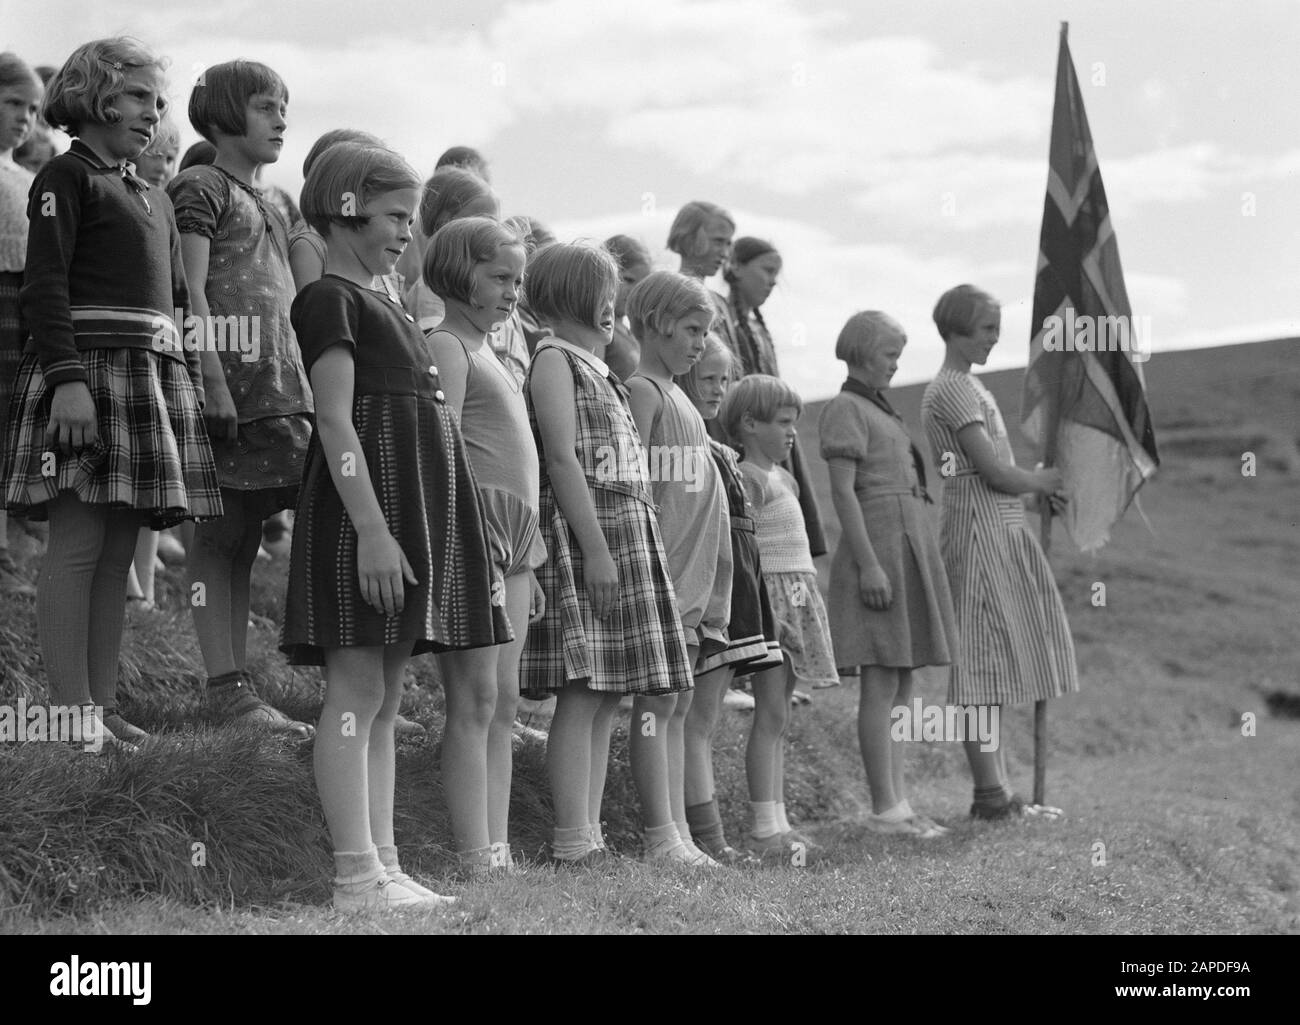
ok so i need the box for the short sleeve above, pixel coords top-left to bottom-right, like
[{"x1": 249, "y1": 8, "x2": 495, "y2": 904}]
[
  {"x1": 290, "y1": 277, "x2": 360, "y2": 374},
  {"x1": 927, "y1": 374, "x2": 985, "y2": 432},
  {"x1": 166, "y1": 166, "x2": 226, "y2": 239},
  {"x1": 818, "y1": 394, "x2": 870, "y2": 462}
]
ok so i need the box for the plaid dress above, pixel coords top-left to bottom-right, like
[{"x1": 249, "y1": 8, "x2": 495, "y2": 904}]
[{"x1": 521, "y1": 341, "x2": 692, "y2": 696}]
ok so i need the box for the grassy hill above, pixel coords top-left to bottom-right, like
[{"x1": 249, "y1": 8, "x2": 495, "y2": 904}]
[{"x1": 1, "y1": 338, "x2": 1297, "y2": 934}]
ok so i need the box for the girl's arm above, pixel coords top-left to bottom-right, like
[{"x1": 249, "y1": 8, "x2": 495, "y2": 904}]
[
  {"x1": 625, "y1": 375, "x2": 662, "y2": 452},
  {"x1": 311, "y1": 344, "x2": 416, "y2": 616},
  {"x1": 288, "y1": 235, "x2": 325, "y2": 293},
  {"x1": 955, "y1": 423, "x2": 1061, "y2": 496},
  {"x1": 177, "y1": 233, "x2": 238, "y2": 441},
  {"x1": 827, "y1": 458, "x2": 891, "y2": 610},
  {"x1": 529, "y1": 348, "x2": 618, "y2": 618},
  {"x1": 427, "y1": 330, "x2": 471, "y2": 418}
]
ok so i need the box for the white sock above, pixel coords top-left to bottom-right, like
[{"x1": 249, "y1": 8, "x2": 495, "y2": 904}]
[
  {"x1": 644, "y1": 821, "x2": 683, "y2": 856},
  {"x1": 750, "y1": 800, "x2": 780, "y2": 839},
  {"x1": 775, "y1": 802, "x2": 792, "y2": 833},
  {"x1": 897, "y1": 799, "x2": 915, "y2": 819},
  {"x1": 874, "y1": 802, "x2": 909, "y2": 823}
]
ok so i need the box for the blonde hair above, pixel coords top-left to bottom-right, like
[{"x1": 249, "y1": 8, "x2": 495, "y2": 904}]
[
  {"x1": 625, "y1": 270, "x2": 713, "y2": 343},
  {"x1": 143, "y1": 114, "x2": 180, "y2": 156},
  {"x1": 835, "y1": 311, "x2": 905, "y2": 367},
  {"x1": 675, "y1": 335, "x2": 739, "y2": 405},
  {"x1": 43, "y1": 37, "x2": 168, "y2": 134},
  {"x1": 718, "y1": 374, "x2": 803, "y2": 445},
  {"x1": 524, "y1": 242, "x2": 618, "y2": 329},
  {"x1": 424, "y1": 216, "x2": 526, "y2": 305},
  {"x1": 300, "y1": 142, "x2": 420, "y2": 237},
  {"x1": 666, "y1": 200, "x2": 735, "y2": 259},
  {"x1": 932, "y1": 284, "x2": 998, "y2": 342}
]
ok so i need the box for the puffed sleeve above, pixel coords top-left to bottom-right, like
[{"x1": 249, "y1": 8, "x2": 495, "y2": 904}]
[
  {"x1": 818, "y1": 394, "x2": 869, "y2": 462},
  {"x1": 166, "y1": 166, "x2": 225, "y2": 239},
  {"x1": 290, "y1": 277, "x2": 360, "y2": 375},
  {"x1": 928, "y1": 373, "x2": 985, "y2": 432}
]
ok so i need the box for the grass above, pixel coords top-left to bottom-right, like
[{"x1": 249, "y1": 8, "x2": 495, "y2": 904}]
[{"x1": 1, "y1": 339, "x2": 1299, "y2": 934}]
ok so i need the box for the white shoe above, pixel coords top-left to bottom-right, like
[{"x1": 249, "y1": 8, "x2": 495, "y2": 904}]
[
  {"x1": 332, "y1": 874, "x2": 450, "y2": 912},
  {"x1": 722, "y1": 689, "x2": 755, "y2": 711}
]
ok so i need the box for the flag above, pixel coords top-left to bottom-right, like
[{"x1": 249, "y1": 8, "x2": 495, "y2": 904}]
[{"x1": 1022, "y1": 23, "x2": 1159, "y2": 553}]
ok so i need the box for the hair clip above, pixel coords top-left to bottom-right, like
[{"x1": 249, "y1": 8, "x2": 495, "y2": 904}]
[{"x1": 98, "y1": 57, "x2": 125, "y2": 71}]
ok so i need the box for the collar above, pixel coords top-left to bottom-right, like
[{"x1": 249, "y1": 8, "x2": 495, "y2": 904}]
[
  {"x1": 69, "y1": 140, "x2": 153, "y2": 196},
  {"x1": 537, "y1": 336, "x2": 610, "y2": 378}
]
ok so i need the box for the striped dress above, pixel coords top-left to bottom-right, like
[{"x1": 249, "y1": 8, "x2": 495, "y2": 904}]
[
  {"x1": 920, "y1": 369, "x2": 1078, "y2": 705},
  {"x1": 521, "y1": 340, "x2": 692, "y2": 696}
]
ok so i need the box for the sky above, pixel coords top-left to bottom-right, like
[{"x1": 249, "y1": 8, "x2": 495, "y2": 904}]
[{"x1": 4, "y1": 0, "x2": 1297, "y2": 399}]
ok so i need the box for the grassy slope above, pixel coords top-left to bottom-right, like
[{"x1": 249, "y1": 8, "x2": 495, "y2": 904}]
[{"x1": 1, "y1": 339, "x2": 1298, "y2": 934}]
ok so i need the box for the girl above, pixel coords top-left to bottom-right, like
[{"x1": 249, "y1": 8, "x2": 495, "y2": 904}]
[
  {"x1": 720, "y1": 375, "x2": 837, "y2": 857},
  {"x1": 602, "y1": 234, "x2": 651, "y2": 382},
  {"x1": 284, "y1": 141, "x2": 510, "y2": 909},
  {"x1": 170, "y1": 59, "x2": 314, "y2": 738},
  {"x1": 626, "y1": 270, "x2": 732, "y2": 869},
  {"x1": 677, "y1": 336, "x2": 784, "y2": 863},
  {"x1": 821, "y1": 312, "x2": 957, "y2": 837},
  {"x1": 921, "y1": 285, "x2": 1076, "y2": 820},
  {"x1": 0, "y1": 53, "x2": 43, "y2": 591},
  {"x1": 1, "y1": 38, "x2": 222, "y2": 748},
  {"x1": 424, "y1": 216, "x2": 546, "y2": 874},
  {"x1": 521, "y1": 242, "x2": 696, "y2": 866},
  {"x1": 132, "y1": 113, "x2": 179, "y2": 187}
]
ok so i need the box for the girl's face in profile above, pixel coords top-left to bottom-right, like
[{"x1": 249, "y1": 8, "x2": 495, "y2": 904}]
[
  {"x1": 858, "y1": 331, "x2": 905, "y2": 390},
  {"x1": 682, "y1": 216, "x2": 733, "y2": 278},
  {"x1": 350, "y1": 187, "x2": 418, "y2": 278},
  {"x1": 949, "y1": 305, "x2": 1001, "y2": 366}
]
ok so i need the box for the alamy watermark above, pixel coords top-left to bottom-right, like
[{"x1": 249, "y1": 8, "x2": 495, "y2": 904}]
[
  {"x1": 0, "y1": 699, "x2": 105, "y2": 753},
  {"x1": 1040, "y1": 310, "x2": 1151, "y2": 363},
  {"x1": 891, "y1": 699, "x2": 1000, "y2": 752},
  {"x1": 595, "y1": 439, "x2": 709, "y2": 492},
  {"x1": 151, "y1": 308, "x2": 261, "y2": 363}
]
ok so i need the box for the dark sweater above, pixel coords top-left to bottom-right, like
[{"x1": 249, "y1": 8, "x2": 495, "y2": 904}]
[{"x1": 20, "y1": 140, "x2": 201, "y2": 402}]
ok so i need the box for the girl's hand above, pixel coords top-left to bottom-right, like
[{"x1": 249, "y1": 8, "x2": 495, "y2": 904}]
[
  {"x1": 858, "y1": 564, "x2": 892, "y2": 611},
  {"x1": 528, "y1": 569, "x2": 546, "y2": 623},
  {"x1": 1046, "y1": 489, "x2": 1070, "y2": 516},
  {"x1": 45, "y1": 382, "x2": 99, "y2": 456},
  {"x1": 356, "y1": 528, "x2": 418, "y2": 617},
  {"x1": 1032, "y1": 466, "x2": 1064, "y2": 495},
  {"x1": 583, "y1": 548, "x2": 619, "y2": 620},
  {"x1": 203, "y1": 377, "x2": 239, "y2": 442}
]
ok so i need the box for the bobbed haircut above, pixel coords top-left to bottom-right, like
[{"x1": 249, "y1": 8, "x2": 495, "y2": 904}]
[
  {"x1": 143, "y1": 114, "x2": 180, "y2": 155},
  {"x1": 524, "y1": 241, "x2": 618, "y2": 330},
  {"x1": 625, "y1": 270, "x2": 713, "y2": 344},
  {"x1": 303, "y1": 128, "x2": 381, "y2": 178},
  {"x1": 675, "y1": 334, "x2": 741, "y2": 406},
  {"x1": 188, "y1": 59, "x2": 286, "y2": 144},
  {"x1": 717, "y1": 374, "x2": 803, "y2": 445},
  {"x1": 0, "y1": 52, "x2": 43, "y2": 95},
  {"x1": 419, "y1": 166, "x2": 496, "y2": 237},
  {"x1": 42, "y1": 37, "x2": 168, "y2": 135},
  {"x1": 604, "y1": 233, "x2": 651, "y2": 271},
  {"x1": 666, "y1": 200, "x2": 734, "y2": 258},
  {"x1": 435, "y1": 144, "x2": 489, "y2": 180},
  {"x1": 835, "y1": 311, "x2": 906, "y2": 367},
  {"x1": 424, "y1": 216, "x2": 526, "y2": 306},
  {"x1": 300, "y1": 141, "x2": 421, "y2": 238},
  {"x1": 932, "y1": 284, "x2": 999, "y2": 342}
]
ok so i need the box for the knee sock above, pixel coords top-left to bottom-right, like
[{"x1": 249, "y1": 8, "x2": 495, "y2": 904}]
[
  {"x1": 749, "y1": 800, "x2": 779, "y2": 839},
  {"x1": 686, "y1": 799, "x2": 727, "y2": 850},
  {"x1": 974, "y1": 783, "x2": 1008, "y2": 808},
  {"x1": 552, "y1": 824, "x2": 595, "y2": 861},
  {"x1": 775, "y1": 802, "x2": 792, "y2": 833}
]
